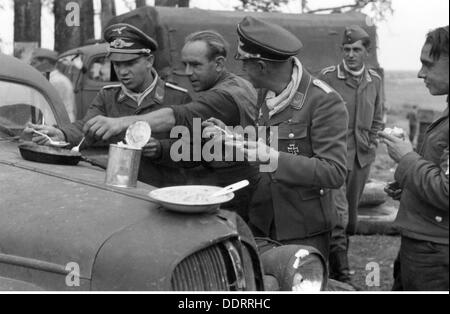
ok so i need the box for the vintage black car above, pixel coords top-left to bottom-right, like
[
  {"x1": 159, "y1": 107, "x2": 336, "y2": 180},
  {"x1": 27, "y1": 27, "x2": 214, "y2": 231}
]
[{"x1": 0, "y1": 53, "x2": 327, "y2": 292}]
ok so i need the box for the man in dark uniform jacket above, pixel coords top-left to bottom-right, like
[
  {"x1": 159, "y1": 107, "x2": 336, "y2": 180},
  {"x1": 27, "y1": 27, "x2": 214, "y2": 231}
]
[
  {"x1": 380, "y1": 26, "x2": 449, "y2": 291},
  {"x1": 233, "y1": 17, "x2": 348, "y2": 260},
  {"x1": 28, "y1": 22, "x2": 191, "y2": 187},
  {"x1": 319, "y1": 26, "x2": 384, "y2": 284}
]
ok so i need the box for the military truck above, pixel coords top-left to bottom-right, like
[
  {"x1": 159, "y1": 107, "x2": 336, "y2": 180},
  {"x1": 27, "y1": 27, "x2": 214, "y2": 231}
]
[{"x1": 56, "y1": 6, "x2": 382, "y2": 120}]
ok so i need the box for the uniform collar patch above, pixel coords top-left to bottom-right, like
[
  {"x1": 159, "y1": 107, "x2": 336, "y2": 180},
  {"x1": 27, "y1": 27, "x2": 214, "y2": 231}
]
[
  {"x1": 154, "y1": 80, "x2": 165, "y2": 103},
  {"x1": 118, "y1": 90, "x2": 127, "y2": 103},
  {"x1": 291, "y1": 92, "x2": 304, "y2": 110}
]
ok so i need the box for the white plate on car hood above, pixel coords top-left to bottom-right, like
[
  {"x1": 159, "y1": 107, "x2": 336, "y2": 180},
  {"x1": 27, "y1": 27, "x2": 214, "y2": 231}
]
[{"x1": 148, "y1": 186, "x2": 234, "y2": 214}]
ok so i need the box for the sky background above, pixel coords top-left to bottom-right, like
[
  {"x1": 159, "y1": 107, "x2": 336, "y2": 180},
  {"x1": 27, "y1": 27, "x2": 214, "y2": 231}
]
[{"x1": 0, "y1": 0, "x2": 448, "y2": 70}]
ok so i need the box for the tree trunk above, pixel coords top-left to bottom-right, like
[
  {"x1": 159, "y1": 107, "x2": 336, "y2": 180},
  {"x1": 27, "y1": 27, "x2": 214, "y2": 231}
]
[
  {"x1": 101, "y1": 0, "x2": 116, "y2": 32},
  {"x1": 178, "y1": 0, "x2": 189, "y2": 7},
  {"x1": 54, "y1": 0, "x2": 94, "y2": 53},
  {"x1": 155, "y1": 0, "x2": 186, "y2": 7},
  {"x1": 136, "y1": 0, "x2": 148, "y2": 8},
  {"x1": 14, "y1": 0, "x2": 41, "y2": 44}
]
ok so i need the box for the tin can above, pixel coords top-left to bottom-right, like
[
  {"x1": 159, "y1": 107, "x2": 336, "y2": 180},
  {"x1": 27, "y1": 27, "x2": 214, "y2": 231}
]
[{"x1": 105, "y1": 144, "x2": 142, "y2": 188}]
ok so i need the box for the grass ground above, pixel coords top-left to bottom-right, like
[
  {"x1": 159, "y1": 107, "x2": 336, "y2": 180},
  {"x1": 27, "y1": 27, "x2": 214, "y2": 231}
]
[
  {"x1": 348, "y1": 235, "x2": 400, "y2": 291},
  {"x1": 345, "y1": 71, "x2": 447, "y2": 292}
]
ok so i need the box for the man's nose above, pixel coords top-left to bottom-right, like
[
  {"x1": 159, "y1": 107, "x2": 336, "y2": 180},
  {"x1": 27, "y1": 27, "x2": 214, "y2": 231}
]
[
  {"x1": 185, "y1": 65, "x2": 193, "y2": 76},
  {"x1": 418, "y1": 67, "x2": 426, "y2": 79}
]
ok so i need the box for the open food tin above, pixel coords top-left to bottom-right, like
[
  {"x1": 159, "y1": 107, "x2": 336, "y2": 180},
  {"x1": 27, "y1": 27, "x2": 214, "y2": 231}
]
[{"x1": 104, "y1": 144, "x2": 142, "y2": 188}]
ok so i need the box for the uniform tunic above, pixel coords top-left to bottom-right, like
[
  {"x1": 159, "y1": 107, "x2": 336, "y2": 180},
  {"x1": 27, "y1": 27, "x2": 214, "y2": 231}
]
[
  {"x1": 60, "y1": 77, "x2": 192, "y2": 187},
  {"x1": 319, "y1": 63, "x2": 384, "y2": 171},
  {"x1": 249, "y1": 68, "x2": 348, "y2": 242}
]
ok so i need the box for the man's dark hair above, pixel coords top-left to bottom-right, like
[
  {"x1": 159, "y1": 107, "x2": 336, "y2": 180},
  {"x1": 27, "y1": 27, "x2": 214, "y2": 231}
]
[
  {"x1": 185, "y1": 30, "x2": 230, "y2": 61},
  {"x1": 425, "y1": 26, "x2": 449, "y2": 60}
]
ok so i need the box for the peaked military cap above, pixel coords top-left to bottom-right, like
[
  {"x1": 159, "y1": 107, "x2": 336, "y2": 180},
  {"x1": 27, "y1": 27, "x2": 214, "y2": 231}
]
[
  {"x1": 342, "y1": 25, "x2": 370, "y2": 45},
  {"x1": 236, "y1": 16, "x2": 303, "y2": 62},
  {"x1": 104, "y1": 23, "x2": 158, "y2": 62}
]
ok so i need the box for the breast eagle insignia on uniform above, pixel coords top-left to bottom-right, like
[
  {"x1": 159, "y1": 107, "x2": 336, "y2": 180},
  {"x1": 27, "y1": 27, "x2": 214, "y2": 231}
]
[{"x1": 313, "y1": 79, "x2": 333, "y2": 94}]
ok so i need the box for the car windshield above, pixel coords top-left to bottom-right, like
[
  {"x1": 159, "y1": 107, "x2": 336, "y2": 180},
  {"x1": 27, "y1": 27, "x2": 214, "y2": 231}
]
[{"x1": 0, "y1": 81, "x2": 57, "y2": 137}]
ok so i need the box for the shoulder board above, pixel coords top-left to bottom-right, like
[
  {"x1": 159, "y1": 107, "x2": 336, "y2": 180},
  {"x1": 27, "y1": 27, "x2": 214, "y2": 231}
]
[
  {"x1": 102, "y1": 84, "x2": 121, "y2": 90},
  {"x1": 313, "y1": 79, "x2": 333, "y2": 94},
  {"x1": 321, "y1": 66, "x2": 336, "y2": 75},
  {"x1": 369, "y1": 69, "x2": 382, "y2": 80},
  {"x1": 165, "y1": 82, "x2": 188, "y2": 93}
]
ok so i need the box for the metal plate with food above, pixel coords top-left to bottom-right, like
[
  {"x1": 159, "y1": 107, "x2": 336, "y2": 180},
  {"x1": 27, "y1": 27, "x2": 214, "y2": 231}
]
[
  {"x1": 19, "y1": 143, "x2": 82, "y2": 165},
  {"x1": 148, "y1": 186, "x2": 235, "y2": 214}
]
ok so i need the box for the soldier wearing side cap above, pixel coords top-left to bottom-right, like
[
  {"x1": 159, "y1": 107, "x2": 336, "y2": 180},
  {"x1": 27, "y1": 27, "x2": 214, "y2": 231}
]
[
  {"x1": 232, "y1": 17, "x2": 348, "y2": 260},
  {"x1": 27, "y1": 23, "x2": 192, "y2": 187},
  {"x1": 318, "y1": 25, "x2": 384, "y2": 285}
]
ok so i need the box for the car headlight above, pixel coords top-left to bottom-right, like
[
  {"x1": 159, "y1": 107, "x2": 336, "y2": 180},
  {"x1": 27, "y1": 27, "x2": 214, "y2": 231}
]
[
  {"x1": 260, "y1": 245, "x2": 327, "y2": 292},
  {"x1": 291, "y1": 249, "x2": 324, "y2": 292}
]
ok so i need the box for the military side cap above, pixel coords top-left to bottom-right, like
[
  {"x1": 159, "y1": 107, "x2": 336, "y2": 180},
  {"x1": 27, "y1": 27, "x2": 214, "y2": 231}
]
[
  {"x1": 104, "y1": 23, "x2": 158, "y2": 62},
  {"x1": 236, "y1": 16, "x2": 303, "y2": 62},
  {"x1": 342, "y1": 25, "x2": 370, "y2": 45},
  {"x1": 32, "y1": 48, "x2": 58, "y2": 62}
]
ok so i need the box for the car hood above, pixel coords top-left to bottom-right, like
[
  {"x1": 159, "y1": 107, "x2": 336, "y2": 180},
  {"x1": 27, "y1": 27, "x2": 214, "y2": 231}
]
[{"x1": 0, "y1": 140, "x2": 238, "y2": 283}]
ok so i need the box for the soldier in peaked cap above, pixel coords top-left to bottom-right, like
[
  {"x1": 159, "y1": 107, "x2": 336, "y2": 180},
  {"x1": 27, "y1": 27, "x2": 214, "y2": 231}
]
[
  {"x1": 104, "y1": 23, "x2": 158, "y2": 62},
  {"x1": 319, "y1": 25, "x2": 384, "y2": 286},
  {"x1": 28, "y1": 23, "x2": 192, "y2": 188},
  {"x1": 228, "y1": 16, "x2": 348, "y2": 261}
]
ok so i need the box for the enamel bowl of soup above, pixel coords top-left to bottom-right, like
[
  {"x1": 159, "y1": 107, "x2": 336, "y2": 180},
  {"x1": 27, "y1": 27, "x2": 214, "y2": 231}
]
[{"x1": 148, "y1": 186, "x2": 234, "y2": 214}]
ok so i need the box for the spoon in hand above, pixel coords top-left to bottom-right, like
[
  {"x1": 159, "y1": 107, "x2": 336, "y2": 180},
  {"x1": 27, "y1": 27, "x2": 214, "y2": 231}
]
[
  {"x1": 32, "y1": 130, "x2": 70, "y2": 148},
  {"x1": 71, "y1": 137, "x2": 86, "y2": 152}
]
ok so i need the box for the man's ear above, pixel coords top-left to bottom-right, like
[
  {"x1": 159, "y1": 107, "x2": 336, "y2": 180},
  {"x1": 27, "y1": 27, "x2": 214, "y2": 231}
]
[
  {"x1": 257, "y1": 60, "x2": 267, "y2": 73},
  {"x1": 215, "y1": 56, "x2": 226, "y2": 72},
  {"x1": 146, "y1": 55, "x2": 155, "y2": 68}
]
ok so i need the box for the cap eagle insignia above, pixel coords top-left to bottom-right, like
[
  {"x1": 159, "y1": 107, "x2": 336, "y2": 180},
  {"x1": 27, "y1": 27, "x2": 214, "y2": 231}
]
[
  {"x1": 110, "y1": 39, "x2": 134, "y2": 49},
  {"x1": 112, "y1": 26, "x2": 127, "y2": 35}
]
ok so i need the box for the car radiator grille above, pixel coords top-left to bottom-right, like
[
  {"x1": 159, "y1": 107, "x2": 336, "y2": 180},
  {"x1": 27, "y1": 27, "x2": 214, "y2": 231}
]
[{"x1": 172, "y1": 244, "x2": 231, "y2": 291}]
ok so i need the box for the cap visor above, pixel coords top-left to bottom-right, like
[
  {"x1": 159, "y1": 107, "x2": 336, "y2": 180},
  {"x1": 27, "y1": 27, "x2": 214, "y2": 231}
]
[{"x1": 108, "y1": 53, "x2": 142, "y2": 62}]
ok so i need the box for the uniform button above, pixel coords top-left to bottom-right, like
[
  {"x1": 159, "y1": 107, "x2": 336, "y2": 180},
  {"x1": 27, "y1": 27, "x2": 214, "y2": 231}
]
[
  {"x1": 289, "y1": 133, "x2": 295, "y2": 139},
  {"x1": 320, "y1": 189, "x2": 325, "y2": 196},
  {"x1": 436, "y1": 216, "x2": 443, "y2": 223}
]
